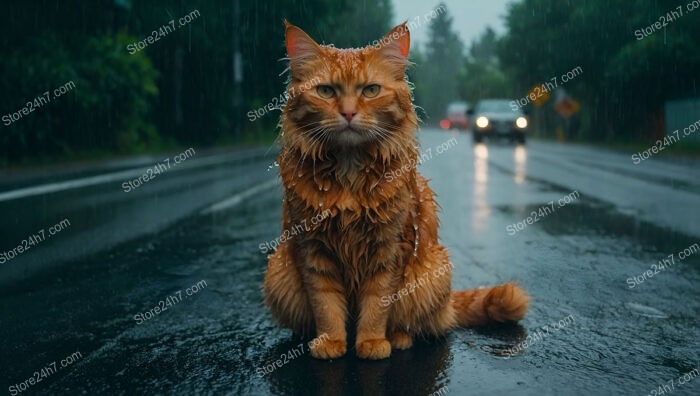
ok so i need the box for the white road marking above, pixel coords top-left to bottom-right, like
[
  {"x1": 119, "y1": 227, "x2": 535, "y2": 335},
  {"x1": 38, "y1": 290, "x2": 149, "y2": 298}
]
[
  {"x1": 0, "y1": 151, "x2": 266, "y2": 202},
  {"x1": 200, "y1": 179, "x2": 279, "y2": 214}
]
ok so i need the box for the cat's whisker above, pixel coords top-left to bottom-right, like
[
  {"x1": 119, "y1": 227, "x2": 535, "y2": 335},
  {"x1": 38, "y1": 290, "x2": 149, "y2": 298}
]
[
  {"x1": 366, "y1": 124, "x2": 414, "y2": 166},
  {"x1": 305, "y1": 126, "x2": 330, "y2": 159},
  {"x1": 285, "y1": 122, "x2": 328, "y2": 177}
]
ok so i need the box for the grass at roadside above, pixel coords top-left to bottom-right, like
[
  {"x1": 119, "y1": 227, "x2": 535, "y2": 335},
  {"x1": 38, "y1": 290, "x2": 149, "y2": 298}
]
[
  {"x1": 530, "y1": 129, "x2": 700, "y2": 160},
  {"x1": 604, "y1": 140, "x2": 700, "y2": 159},
  {"x1": 1, "y1": 125, "x2": 280, "y2": 171}
]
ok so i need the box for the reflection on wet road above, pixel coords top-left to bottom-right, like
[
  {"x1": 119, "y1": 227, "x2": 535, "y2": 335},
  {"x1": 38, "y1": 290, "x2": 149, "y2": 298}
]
[{"x1": 1, "y1": 129, "x2": 698, "y2": 395}]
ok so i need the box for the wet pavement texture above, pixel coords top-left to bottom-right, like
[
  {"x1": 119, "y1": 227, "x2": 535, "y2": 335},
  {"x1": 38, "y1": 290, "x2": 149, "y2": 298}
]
[{"x1": 1, "y1": 129, "x2": 699, "y2": 395}]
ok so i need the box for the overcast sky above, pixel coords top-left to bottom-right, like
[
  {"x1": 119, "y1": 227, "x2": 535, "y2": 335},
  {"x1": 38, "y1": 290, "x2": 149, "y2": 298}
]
[{"x1": 390, "y1": 0, "x2": 514, "y2": 50}]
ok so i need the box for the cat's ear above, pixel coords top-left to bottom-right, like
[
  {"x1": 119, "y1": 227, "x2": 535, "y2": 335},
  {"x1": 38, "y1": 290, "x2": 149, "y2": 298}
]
[
  {"x1": 284, "y1": 20, "x2": 321, "y2": 67},
  {"x1": 375, "y1": 22, "x2": 410, "y2": 66}
]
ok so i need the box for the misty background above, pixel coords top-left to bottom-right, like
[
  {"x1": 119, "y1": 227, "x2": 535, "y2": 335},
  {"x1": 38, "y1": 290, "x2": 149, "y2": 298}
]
[{"x1": 1, "y1": 0, "x2": 699, "y2": 165}]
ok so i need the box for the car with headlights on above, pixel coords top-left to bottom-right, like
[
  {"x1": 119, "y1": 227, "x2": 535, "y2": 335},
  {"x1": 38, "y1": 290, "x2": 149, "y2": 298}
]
[{"x1": 467, "y1": 99, "x2": 528, "y2": 144}]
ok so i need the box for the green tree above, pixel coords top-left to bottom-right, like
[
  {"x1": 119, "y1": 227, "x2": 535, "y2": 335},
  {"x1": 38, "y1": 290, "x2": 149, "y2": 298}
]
[
  {"x1": 413, "y1": 3, "x2": 464, "y2": 124},
  {"x1": 456, "y1": 27, "x2": 512, "y2": 104},
  {"x1": 0, "y1": 0, "x2": 396, "y2": 164},
  {"x1": 499, "y1": 0, "x2": 700, "y2": 141}
]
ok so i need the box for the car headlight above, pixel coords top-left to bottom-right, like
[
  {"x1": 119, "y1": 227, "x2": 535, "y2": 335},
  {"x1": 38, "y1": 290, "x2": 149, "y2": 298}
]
[
  {"x1": 516, "y1": 116, "x2": 528, "y2": 129},
  {"x1": 476, "y1": 116, "x2": 489, "y2": 128}
]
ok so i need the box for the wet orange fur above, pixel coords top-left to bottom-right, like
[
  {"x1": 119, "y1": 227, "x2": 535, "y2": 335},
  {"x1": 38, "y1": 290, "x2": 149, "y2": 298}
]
[{"x1": 263, "y1": 21, "x2": 529, "y2": 360}]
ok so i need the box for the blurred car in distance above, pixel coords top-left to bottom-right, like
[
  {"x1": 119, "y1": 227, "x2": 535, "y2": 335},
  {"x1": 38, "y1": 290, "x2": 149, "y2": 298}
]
[
  {"x1": 440, "y1": 101, "x2": 470, "y2": 131},
  {"x1": 467, "y1": 99, "x2": 528, "y2": 144}
]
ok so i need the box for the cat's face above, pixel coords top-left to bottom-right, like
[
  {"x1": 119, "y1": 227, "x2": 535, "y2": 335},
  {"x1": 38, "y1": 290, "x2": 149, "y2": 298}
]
[{"x1": 282, "y1": 22, "x2": 416, "y2": 153}]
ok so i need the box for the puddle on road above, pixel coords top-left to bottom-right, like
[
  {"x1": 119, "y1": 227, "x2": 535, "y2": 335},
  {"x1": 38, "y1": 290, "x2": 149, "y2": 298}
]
[
  {"x1": 262, "y1": 336, "x2": 452, "y2": 396},
  {"x1": 498, "y1": 199, "x2": 700, "y2": 270},
  {"x1": 453, "y1": 323, "x2": 528, "y2": 358},
  {"x1": 489, "y1": 155, "x2": 699, "y2": 265}
]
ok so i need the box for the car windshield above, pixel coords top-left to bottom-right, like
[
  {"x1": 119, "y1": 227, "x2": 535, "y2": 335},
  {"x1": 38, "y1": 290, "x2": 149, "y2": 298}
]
[
  {"x1": 447, "y1": 102, "x2": 468, "y2": 114},
  {"x1": 478, "y1": 100, "x2": 521, "y2": 114}
]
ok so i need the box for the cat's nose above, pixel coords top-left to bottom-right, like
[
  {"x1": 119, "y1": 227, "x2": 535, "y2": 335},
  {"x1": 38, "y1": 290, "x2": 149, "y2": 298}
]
[{"x1": 341, "y1": 112, "x2": 357, "y2": 123}]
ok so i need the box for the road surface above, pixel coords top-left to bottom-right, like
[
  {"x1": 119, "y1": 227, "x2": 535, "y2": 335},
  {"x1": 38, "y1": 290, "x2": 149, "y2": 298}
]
[{"x1": 1, "y1": 129, "x2": 699, "y2": 395}]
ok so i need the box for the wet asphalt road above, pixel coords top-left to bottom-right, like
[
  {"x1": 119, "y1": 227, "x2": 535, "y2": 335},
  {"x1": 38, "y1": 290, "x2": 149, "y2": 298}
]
[{"x1": 1, "y1": 128, "x2": 699, "y2": 396}]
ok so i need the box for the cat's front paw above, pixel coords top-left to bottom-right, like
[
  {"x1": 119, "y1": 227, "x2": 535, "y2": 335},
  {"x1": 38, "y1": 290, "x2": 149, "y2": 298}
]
[
  {"x1": 309, "y1": 338, "x2": 347, "y2": 360},
  {"x1": 356, "y1": 338, "x2": 391, "y2": 360},
  {"x1": 389, "y1": 331, "x2": 413, "y2": 350}
]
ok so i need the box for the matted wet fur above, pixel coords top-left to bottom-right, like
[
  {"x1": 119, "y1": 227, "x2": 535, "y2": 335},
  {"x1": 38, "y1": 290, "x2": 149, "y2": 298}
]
[{"x1": 263, "y1": 21, "x2": 529, "y2": 360}]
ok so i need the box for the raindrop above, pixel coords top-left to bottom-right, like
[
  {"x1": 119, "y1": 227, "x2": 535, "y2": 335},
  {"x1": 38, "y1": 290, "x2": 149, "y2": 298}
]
[
  {"x1": 413, "y1": 223, "x2": 420, "y2": 257},
  {"x1": 625, "y1": 303, "x2": 668, "y2": 319},
  {"x1": 267, "y1": 161, "x2": 280, "y2": 172}
]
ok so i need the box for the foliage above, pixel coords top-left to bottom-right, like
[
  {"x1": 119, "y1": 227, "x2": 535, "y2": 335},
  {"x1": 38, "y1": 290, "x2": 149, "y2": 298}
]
[
  {"x1": 456, "y1": 27, "x2": 513, "y2": 105},
  {"x1": 412, "y1": 3, "x2": 464, "y2": 122},
  {"x1": 0, "y1": 32, "x2": 159, "y2": 163},
  {"x1": 4, "y1": 0, "x2": 695, "y2": 164},
  {"x1": 0, "y1": 0, "x2": 396, "y2": 164},
  {"x1": 498, "y1": 0, "x2": 700, "y2": 141}
]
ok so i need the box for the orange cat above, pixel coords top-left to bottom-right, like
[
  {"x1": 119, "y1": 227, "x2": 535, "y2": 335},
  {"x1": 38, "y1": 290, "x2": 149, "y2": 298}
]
[{"x1": 263, "y1": 21, "x2": 529, "y2": 360}]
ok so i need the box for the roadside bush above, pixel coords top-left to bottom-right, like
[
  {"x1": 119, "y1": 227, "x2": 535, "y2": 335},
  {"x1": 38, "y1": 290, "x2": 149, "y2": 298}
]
[{"x1": 0, "y1": 33, "x2": 160, "y2": 164}]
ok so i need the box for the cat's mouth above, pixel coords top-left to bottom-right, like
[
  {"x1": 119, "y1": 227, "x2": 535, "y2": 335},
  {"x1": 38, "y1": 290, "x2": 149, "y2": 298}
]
[
  {"x1": 333, "y1": 124, "x2": 371, "y2": 145},
  {"x1": 341, "y1": 125, "x2": 361, "y2": 133}
]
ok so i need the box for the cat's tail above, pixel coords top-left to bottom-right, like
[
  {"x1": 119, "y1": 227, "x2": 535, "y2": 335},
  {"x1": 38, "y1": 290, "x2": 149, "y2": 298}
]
[{"x1": 451, "y1": 283, "x2": 529, "y2": 327}]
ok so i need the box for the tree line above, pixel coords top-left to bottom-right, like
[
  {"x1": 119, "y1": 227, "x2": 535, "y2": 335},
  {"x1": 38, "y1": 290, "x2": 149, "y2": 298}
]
[
  {"x1": 417, "y1": 0, "x2": 700, "y2": 143},
  {"x1": 2, "y1": 0, "x2": 697, "y2": 164}
]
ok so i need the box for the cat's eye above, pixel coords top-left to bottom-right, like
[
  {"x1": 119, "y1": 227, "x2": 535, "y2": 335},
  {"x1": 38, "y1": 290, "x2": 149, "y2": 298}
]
[
  {"x1": 362, "y1": 84, "x2": 381, "y2": 98},
  {"x1": 316, "y1": 85, "x2": 336, "y2": 99}
]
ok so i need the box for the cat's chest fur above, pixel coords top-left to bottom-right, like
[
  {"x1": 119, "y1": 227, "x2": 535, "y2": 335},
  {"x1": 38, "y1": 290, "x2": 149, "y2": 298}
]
[{"x1": 286, "y1": 172, "x2": 415, "y2": 269}]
